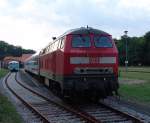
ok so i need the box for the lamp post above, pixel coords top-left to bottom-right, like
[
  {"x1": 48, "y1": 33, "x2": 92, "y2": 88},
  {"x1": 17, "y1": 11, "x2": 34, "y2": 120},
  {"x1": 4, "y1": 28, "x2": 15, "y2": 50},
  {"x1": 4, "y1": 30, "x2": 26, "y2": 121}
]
[{"x1": 124, "y1": 31, "x2": 128, "y2": 72}]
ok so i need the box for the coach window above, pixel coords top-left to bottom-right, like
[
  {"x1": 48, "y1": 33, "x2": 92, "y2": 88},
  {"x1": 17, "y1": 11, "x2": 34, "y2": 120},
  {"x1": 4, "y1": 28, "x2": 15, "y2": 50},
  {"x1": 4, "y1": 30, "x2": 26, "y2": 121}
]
[
  {"x1": 94, "y1": 36, "x2": 113, "y2": 48},
  {"x1": 72, "y1": 35, "x2": 91, "y2": 48},
  {"x1": 34, "y1": 61, "x2": 38, "y2": 65}
]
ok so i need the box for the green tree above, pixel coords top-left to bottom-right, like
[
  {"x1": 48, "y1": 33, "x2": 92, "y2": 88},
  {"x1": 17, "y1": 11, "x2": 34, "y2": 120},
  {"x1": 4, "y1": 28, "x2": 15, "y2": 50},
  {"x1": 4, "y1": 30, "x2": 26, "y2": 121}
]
[
  {"x1": 116, "y1": 35, "x2": 146, "y2": 66},
  {"x1": 143, "y1": 32, "x2": 150, "y2": 65},
  {"x1": 0, "y1": 40, "x2": 35, "y2": 60}
]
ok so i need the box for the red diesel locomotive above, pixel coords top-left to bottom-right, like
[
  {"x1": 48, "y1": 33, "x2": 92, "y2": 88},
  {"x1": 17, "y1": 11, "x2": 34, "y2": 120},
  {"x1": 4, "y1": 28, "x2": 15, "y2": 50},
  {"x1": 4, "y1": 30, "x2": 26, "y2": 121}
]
[{"x1": 25, "y1": 27, "x2": 119, "y2": 99}]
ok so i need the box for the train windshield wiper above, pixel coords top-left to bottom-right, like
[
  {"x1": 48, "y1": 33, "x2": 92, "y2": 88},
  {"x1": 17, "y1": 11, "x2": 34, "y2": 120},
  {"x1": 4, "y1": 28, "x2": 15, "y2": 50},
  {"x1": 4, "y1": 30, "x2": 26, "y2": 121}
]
[{"x1": 79, "y1": 34, "x2": 86, "y2": 43}]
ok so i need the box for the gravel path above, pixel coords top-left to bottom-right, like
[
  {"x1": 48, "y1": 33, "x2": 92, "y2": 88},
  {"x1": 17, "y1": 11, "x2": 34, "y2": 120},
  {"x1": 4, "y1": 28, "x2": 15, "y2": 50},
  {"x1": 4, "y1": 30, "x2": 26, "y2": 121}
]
[
  {"x1": 18, "y1": 70, "x2": 63, "y2": 104},
  {"x1": 102, "y1": 96, "x2": 150, "y2": 122}
]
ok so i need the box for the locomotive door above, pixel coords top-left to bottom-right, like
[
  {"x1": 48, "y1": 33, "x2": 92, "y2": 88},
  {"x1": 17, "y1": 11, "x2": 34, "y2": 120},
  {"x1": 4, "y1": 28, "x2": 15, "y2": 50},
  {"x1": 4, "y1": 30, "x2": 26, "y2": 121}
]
[
  {"x1": 52, "y1": 41, "x2": 58, "y2": 79},
  {"x1": 55, "y1": 37, "x2": 65, "y2": 81}
]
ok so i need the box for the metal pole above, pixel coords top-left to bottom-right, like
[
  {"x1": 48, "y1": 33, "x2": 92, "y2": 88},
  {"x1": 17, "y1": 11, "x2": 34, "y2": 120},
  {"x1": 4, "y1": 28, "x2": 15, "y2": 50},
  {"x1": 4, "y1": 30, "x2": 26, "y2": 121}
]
[{"x1": 124, "y1": 31, "x2": 128, "y2": 72}]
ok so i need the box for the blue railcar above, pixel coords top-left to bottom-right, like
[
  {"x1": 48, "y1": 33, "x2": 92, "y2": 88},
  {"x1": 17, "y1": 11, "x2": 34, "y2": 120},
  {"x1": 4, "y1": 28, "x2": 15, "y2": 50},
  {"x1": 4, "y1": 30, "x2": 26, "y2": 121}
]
[{"x1": 8, "y1": 61, "x2": 19, "y2": 72}]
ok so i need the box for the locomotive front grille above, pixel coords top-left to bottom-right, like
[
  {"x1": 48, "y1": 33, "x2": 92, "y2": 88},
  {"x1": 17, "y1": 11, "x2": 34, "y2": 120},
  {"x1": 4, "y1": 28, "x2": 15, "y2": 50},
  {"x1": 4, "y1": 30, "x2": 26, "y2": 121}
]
[{"x1": 74, "y1": 67, "x2": 113, "y2": 74}]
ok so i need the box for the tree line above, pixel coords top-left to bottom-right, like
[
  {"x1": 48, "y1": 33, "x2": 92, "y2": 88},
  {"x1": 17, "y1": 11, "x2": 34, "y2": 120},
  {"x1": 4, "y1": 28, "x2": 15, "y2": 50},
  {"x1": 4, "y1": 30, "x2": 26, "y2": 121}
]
[
  {"x1": 116, "y1": 31, "x2": 150, "y2": 66},
  {"x1": 0, "y1": 40, "x2": 35, "y2": 60}
]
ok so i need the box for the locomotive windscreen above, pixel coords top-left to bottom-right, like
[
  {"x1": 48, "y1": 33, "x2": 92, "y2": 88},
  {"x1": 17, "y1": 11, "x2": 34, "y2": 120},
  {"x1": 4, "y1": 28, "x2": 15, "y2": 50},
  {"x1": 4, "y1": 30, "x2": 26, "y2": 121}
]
[
  {"x1": 72, "y1": 35, "x2": 91, "y2": 48},
  {"x1": 94, "y1": 36, "x2": 113, "y2": 48}
]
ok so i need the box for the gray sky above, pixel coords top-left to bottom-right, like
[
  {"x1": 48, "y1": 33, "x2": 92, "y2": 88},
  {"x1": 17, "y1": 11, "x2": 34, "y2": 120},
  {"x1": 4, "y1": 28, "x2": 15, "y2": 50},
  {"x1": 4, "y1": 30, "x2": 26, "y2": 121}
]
[{"x1": 0, "y1": 0, "x2": 150, "y2": 51}]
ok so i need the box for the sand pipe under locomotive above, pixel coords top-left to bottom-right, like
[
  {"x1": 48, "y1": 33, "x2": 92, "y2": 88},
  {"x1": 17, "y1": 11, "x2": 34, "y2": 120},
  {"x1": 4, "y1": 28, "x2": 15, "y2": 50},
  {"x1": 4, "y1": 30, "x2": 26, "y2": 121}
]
[{"x1": 24, "y1": 27, "x2": 119, "y2": 100}]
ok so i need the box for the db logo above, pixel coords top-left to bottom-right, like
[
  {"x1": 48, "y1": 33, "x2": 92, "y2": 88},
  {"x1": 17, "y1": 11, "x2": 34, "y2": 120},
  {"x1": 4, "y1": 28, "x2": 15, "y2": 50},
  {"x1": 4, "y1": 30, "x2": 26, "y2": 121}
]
[{"x1": 90, "y1": 57, "x2": 99, "y2": 63}]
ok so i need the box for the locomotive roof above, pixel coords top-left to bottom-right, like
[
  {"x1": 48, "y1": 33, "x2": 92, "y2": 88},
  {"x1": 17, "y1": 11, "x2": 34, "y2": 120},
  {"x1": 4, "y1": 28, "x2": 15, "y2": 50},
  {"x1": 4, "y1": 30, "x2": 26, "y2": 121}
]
[
  {"x1": 63, "y1": 27, "x2": 110, "y2": 35},
  {"x1": 40, "y1": 27, "x2": 111, "y2": 55}
]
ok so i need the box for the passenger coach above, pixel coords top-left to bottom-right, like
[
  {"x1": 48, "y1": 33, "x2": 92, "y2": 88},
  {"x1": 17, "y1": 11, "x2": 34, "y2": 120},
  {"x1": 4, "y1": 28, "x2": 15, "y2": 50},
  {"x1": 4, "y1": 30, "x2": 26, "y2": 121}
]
[
  {"x1": 38, "y1": 27, "x2": 119, "y2": 99},
  {"x1": 24, "y1": 54, "x2": 39, "y2": 75}
]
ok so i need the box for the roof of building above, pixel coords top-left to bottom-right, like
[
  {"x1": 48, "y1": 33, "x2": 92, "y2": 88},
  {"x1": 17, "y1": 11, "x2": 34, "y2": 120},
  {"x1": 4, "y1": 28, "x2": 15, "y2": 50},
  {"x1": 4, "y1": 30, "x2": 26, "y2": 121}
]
[
  {"x1": 20, "y1": 54, "x2": 33, "y2": 62},
  {"x1": 4, "y1": 54, "x2": 33, "y2": 63}
]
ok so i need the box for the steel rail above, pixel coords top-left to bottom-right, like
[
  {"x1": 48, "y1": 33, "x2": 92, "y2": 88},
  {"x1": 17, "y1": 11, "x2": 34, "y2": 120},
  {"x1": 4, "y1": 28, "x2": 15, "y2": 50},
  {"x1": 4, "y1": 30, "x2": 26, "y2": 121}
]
[
  {"x1": 15, "y1": 72, "x2": 100, "y2": 123},
  {"x1": 99, "y1": 101, "x2": 143, "y2": 123}
]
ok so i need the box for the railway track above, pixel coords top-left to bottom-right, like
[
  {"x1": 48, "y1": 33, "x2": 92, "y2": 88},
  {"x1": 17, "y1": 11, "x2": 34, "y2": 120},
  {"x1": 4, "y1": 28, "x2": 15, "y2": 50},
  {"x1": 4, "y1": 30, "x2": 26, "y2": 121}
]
[
  {"x1": 72, "y1": 102, "x2": 143, "y2": 123},
  {"x1": 5, "y1": 72, "x2": 143, "y2": 123},
  {"x1": 5, "y1": 73, "x2": 98, "y2": 123}
]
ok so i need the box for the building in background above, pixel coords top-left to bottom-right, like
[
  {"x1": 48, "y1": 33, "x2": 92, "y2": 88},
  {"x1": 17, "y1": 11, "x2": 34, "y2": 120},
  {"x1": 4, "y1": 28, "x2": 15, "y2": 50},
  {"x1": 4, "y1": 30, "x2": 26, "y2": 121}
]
[{"x1": 1, "y1": 54, "x2": 33, "y2": 68}]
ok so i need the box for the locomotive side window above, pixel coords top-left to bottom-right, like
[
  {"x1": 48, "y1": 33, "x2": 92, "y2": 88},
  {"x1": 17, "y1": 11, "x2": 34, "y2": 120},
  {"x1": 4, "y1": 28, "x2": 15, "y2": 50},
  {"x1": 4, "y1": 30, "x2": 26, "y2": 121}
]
[
  {"x1": 60, "y1": 37, "x2": 64, "y2": 49},
  {"x1": 57, "y1": 39, "x2": 61, "y2": 49},
  {"x1": 54, "y1": 40, "x2": 59, "y2": 50},
  {"x1": 72, "y1": 35, "x2": 91, "y2": 48},
  {"x1": 94, "y1": 36, "x2": 113, "y2": 48}
]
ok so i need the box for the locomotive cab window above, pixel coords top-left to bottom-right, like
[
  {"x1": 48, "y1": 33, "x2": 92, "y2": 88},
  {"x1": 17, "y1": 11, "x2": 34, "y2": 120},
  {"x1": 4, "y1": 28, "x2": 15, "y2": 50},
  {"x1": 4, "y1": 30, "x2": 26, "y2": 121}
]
[
  {"x1": 94, "y1": 36, "x2": 113, "y2": 48},
  {"x1": 72, "y1": 35, "x2": 91, "y2": 48}
]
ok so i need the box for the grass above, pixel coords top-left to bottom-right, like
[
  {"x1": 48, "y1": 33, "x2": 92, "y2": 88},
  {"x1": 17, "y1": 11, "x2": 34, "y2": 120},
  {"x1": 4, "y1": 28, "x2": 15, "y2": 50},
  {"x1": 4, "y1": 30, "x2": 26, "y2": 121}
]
[
  {"x1": 0, "y1": 68, "x2": 9, "y2": 78},
  {"x1": 119, "y1": 71, "x2": 150, "y2": 80},
  {"x1": 119, "y1": 67, "x2": 150, "y2": 105},
  {"x1": 119, "y1": 66, "x2": 150, "y2": 72},
  {"x1": 0, "y1": 93, "x2": 22, "y2": 123},
  {"x1": 0, "y1": 68, "x2": 22, "y2": 123},
  {"x1": 119, "y1": 83, "x2": 150, "y2": 103}
]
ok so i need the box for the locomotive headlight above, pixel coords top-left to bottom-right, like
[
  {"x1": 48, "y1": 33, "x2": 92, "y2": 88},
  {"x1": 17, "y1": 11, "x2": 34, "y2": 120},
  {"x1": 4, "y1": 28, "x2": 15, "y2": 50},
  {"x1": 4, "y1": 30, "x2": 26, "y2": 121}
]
[
  {"x1": 70, "y1": 57, "x2": 90, "y2": 64},
  {"x1": 99, "y1": 57, "x2": 116, "y2": 64}
]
